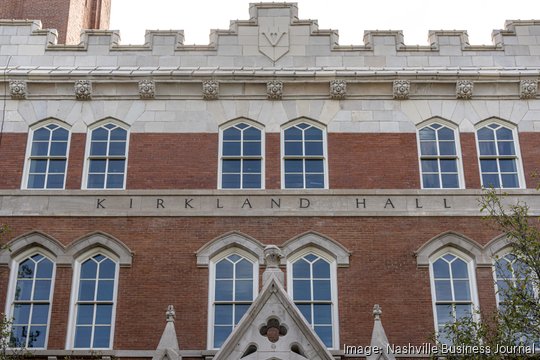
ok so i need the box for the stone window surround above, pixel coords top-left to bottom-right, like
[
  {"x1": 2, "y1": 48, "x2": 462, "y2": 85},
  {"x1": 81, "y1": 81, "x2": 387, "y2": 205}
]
[
  {"x1": 415, "y1": 118, "x2": 466, "y2": 190},
  {"x1": 21, "y1": 118, "x2": 72, "y2": 191}
]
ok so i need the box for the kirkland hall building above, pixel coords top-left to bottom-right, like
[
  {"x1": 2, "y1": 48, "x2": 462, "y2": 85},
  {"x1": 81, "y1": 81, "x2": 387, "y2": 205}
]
[{"x1": 0, "y1": 1, "x2": 539, "y2": 359}]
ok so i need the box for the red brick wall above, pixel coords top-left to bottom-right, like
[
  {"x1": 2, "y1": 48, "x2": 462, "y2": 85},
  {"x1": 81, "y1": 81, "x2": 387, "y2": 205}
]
[
  {"x1": 0, "y1": 133, "x2": 26, "y2": 189},
  {"x1": 520, "y1": 133, "x2": 540, "y2": 188},
  {"x1": 0, "y1": 216, "x2": 502, "y2": 350}
]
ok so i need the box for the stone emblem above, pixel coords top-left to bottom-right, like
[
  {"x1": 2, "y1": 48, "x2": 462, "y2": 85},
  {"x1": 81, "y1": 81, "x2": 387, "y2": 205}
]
[
  {"x1": 9, "y1": 80, "x2": 26, "y2": 99},
  {"x1": 330, "y1": 80, "x2": 347, "y2": 99},
  {"x1": 202, "y1": 80, "x2": 219, "y2": 100},
  {"x1": 260, "y1": 318, "x2": 287, "y2": 343},
  {"x1": 258, "y1": 16, "x2": 290, "y2": 62},
  {"x1": 456, "y1": 80, "x2": 473, "y2": 99},
  {"x1": 267, "y1": 80, "x2": 283, "y2": 99},
  {"x1": 75, "y1": 80, "x2": 92, "y2": 100},
  {"x1": 139, "y1": 80, "x2": 155, "y2": 99},
  {"x1": 520, "y1": 80, "x2": 537, "y2": 99},
  {"x1": 393, "y1": 80, "x2": 410, "y2": 99}
]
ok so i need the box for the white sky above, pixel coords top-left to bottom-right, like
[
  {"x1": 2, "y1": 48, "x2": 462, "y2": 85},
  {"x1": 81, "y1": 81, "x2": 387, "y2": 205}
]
[{"x1": 110, "y1": 0, "x2": 539, "y2": 46}]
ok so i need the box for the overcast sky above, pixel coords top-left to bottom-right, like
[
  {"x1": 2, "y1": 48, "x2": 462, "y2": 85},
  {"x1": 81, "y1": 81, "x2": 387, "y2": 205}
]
[{"x1": 110, "y1": 0, "x2": 539, "y2": 46}]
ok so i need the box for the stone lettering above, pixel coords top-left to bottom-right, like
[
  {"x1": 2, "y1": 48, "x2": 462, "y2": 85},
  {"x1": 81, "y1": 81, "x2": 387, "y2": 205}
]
[
  {"x1": 300, "y1": 198, "x2": 310, "y2": 208},
  {"x1": 416, "y1": 198, "x2": 423, "y2": 208},
  {"x1": 185, "y1": 198, "x2": 194, "y2": 209},
  {"x1": 444, "y1": 198, "x2": 451, "y2": 208},
  {"x1": 96, "y1": 198, "x2": 106, "y2": 209},
  {"x1": 157, "y1": 199, "x2": 165, "y2": 208},
  {"x1": 217, "y1": 199, "x2": 224, "y2": 208},
  {"x1": 271, "y1": 198, "x2": 281, "y2": 208},
  {"x1": 356, "y1": 198, "x2": 366, "y2": 209},
  {"x1": 384, "y1": 198, "x2": 395, "y2": 209},
  {"x1": 129, "y1": 198, "x2": 133, "y2": 209},
  {"x1": 242, "y1": 198, "x2": 252, "y2": 209}
]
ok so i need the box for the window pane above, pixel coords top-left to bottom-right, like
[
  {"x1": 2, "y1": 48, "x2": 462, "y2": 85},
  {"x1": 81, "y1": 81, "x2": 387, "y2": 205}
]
[
  {"x1": 74, "y1": 326, "x2": 92, "y2": 348},
  {"x1": 110, "y1": 128, "x2": 127, "y2": 141},
  {"x1": 313, "y1": 259, "x2": 330, "y2": 278},
  {"x1": 422, "y1": 174, "x2": 440, "y2": 188},
  {"x1": 285, "y1": 127, "x2": 302, "y2": 140},
  {"x1": 313, "y1": 280, "x2": 331, "y2": 300},
  {"x1": 235, "y1": 304, "x2": 250, "y2": 323},
  {"x1": 99, "y1": 259, "x2": 116, "y2": 279},
  {"x1": 95, "y1": 305, "x2": 113, "y2": 325},
  {"x1": 497, "y1": 141, "x2": 515, "y2": 155},
  {"x1": 97, "y1": 280, "x2": 114, "y2": 301},
  {"x1": 420, "y1": 141, "x2": 437, "y2": 155},
  {"x1": 480, "y1": 160, "x2": 498, "y2": 173},
  {"x1": 455, "y1": 304, "x2": 472, "y2": 319},
  {"x1": 236, "y1": 259, "x2": 252, "y2": 279},
  {"x1": 222, "y1": 142, "x2": 241, "y2": 156},
  {"x1": 214, "y1": 326, "x2": 232, "y2": 348},
  {"x1": 12, "y1": 304, "x2": 31, "y2": 324},
  {"x1": 479, "y1": 142, "x2": 496, "y2": 155},
  {"x1": 33, "y1": 280, "x2": 51, "y2": 300},
  {"x1": 482, "y1": 174, "x2": 500, "y2": 188},
  {"x1": 50, "y1": 142, "x2": 67, "y2": 156},
  {"x1": 79, "y1": 280, "x2": 96, "y2": 301},
  {"x1": 305, "y1": 127, "x2": 322, "y2": 140},
  {"x1": 285, "y1": 174, "x2": 303, "y2": 188},
  {"x1": 81, "y1": 260, "x2": 97, "y2": 278},
  {"x1": 235, "y1": 280, "x2": 253, "y2": 301},
  {"x1": 499, "y1": 159, "x2": 517, "y2": 172},
  {"x1": 46, "y1": 174, "x2": 65, "y2": 189},
  {"x1": 31, "y1": 142, "x2": 49, "y2": 156},
  {"x1": 436, "y1": 304, "x2": 453, "y2": 324},
  {"x1": 214, "y1": 305, "x2": 232, "y2": 325},
  {"x1": 243, "y1": 159, "x2": 261, "y2": 173},
  {"x1": 441, "y1": 174, "x2": 459, "y2": 188},
  {"x1": 243, "y1": 142, "x2": 261, "y2": 156},
  {"x1": 242, "y1": 174, "x2": 260, "y2": 188},
  {"x1": 285, "y1": 159, "x2": 303, "y2": 173},
  {"x1": 108, "y1": 142, "x2": 126, "y2": 156},
  {"x1": 419, "y1": 127, "x2": 436, "y2": 140},
  {"x1": 501, "y1": 174, "x2": 519, "y2": 188},
  {"x1": 28, "y1": 175, "x2": 45, "y2": 189},
  {"x1": 222, "y1": 160, "x2": 241, "y2": 173},
  {"x1": 439, "y1": 142, "x2": 456, "y2": 156},
  {"x1": 93, "y1": 326, "x2": 111, "y2": 348},
  {"x1": 89, "y1": 159, "x2": 107, "y2": 173},
  {"x1": 477, "y1": 127, "x2": 494, "y2": 140},
  {"x1": 15, "y1": 280, "x2": 33, "y2": 300},
  {"x1": 315, "y1": 326, "x2": 333, "y2": 347},
  {"x1": 77, "y1": 304, "x2": 94, "y2": 325},
  {"x1": 435, "y1": 280, "x2": 452, "y2": 301},
  {"x1": 421, "y1": 160, "x2": 439, "y2": 173},
  {"x1": 297, "y1": 304, "x2": 312, "y2": 323},
  {"x1": 9, "y1": 326, "x2": 26, "y2": 347},
  {"x1": 90, "y1": 142, "x2": 107, "y2": 156},
  {"x1": 216, "y1": 260, "x2": 233, "y2": 279},
  {"x1": 293, "y1": 280, "x2": 311, "y2": 301},
  {"x1": 438, "y1": 127, "x2": 455, "y2": 141},
  {"x1": 433, "y1": 260, "x2": 450, "y2": 278},
  {"x1": 223, "y1": 128, "x2": 240, "y2": 141},
  {"x1": 243, "y1": 127, "x2": 261, "y2": 141},
  {"x1": 34, "y1": 128, "x2": 50, "y2": 141},
  {"x1": 305, "y1": 141, "x2": 323, "y2": 156},
  {"x1": 451, "y1": 259, "x2": 469, "y2": 278},
  {"x1": 215, "y1": 280, "x2": 233, "y2": 301},
  {"x1": 92, "y1": 128, "x2": 108, "y2": 141},
  {"x1": 440, "y1": 159, "x2": 458, "y2": 173},
  {"x1": 305, "y1": 159, "x2": 324, "y2": 173},
  {"x1": 106, "y1": 174, "x2": 124, "y2": 188},
  {"x1": 222, "y1": 174, "x2": 240, "y2": 189},
  {"x1": 29, "y1": 160, "x2": 47, "y2": 173},
  {"x1": 453, "y1": 280, "x2": 471, "y2": 301},
  {"x1": 314, "y1": 304, "x2": 332, "y2": 324},
  {"x1": 48, "y1": 160, "x2": 66, "y2": 173},
  {"x1": 496, "y1": 127, "x2": 513, "y2": 140},
  {"x1": 305, "y1": 174, "x2": 324, "y2": 188},
  {"x1": 285, "y1": 141, "x2": 303, "y2": 156},
  {"x1": 18, "y1": 259, "x2": 35, "y2": 278},
  {"x1": 108, "y1": 160, "x2": 125, "y2": 173},
  {"x1": 27, "y1": 326, "x2": 46, "y2": 348},
  {"x1": 51, "y1": 128, "x2": 68, "y2": 141},
  {"x1": 293, "y1": 260, "x2": 310, "y2": 278}
]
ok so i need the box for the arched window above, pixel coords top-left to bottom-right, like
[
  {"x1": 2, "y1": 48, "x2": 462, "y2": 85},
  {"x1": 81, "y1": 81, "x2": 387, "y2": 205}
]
[
  {"x1": 430, "y1": 252, "x2": 478, "y2": 344},
  {"x1": 288, "y1": 250, "x2": 338, "y2": 348},
  {"x1": 6, "y1": 252, "x2": 55, "y2": 348},
  {"x1": 493, "y1": 253, "x2": 531, "y2": 308},
  {"x1": 68, "y1": 251, "x2": 119, "y2": 349},
  {"x1": 476, "y1": 122, "x2": 524, "y2": 188},
  {"x1": 282, "y1": 122, "x2": 327, "y2": 189},
  {"x1": 84, "y1": 122, "x2": 129, "y2": 189},
  {"x1": 208, "y1": 251, "x2": 258, "y2": 349},
  {"x1": 219, "y1": 122, "x2": 264, "y2": 189},
  {"x1": 417, "y1": 123, "x2": 463, "y2": 188},
  {"x1": 23, "y1": 123, "x2": 70, "y2": 189}
]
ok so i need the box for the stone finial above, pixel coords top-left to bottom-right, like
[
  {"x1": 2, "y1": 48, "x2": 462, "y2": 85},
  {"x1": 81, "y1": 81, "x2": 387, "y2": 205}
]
[
  {"x1": 373, "y1": 304, "x2": 382, "y2": 320},
  {"x1": 456, "y1": 80, "x2": 473, "y2": 99},
  {"x1": 267, "y1": 80, "x2": 283, "y2": 100},
  {"x1": 9, "y1": 80, "x2": 27, "y2": 99},
  {"x1": 393, "y1": 80, "x2": 410, "y2": 99},
  {"x1": 139, "y1": 80, "x2": 155, "y2": 99},
  {"x1": 330, "y1": 80, "x2": 347, "y2": 99},
  {"x1": 75, "y1": 80, "x2": 92, "y2": 100},
  {"x1": 263, "y1": 245, "x2": 284, "y2": 284},
  {"x1": 520, "y1": 80, "x2": 537, "y2": 99},
  {"x1": 202, "y1": 80, "x2": 219, "y2": 100},
  {"x1": 166, "y1": 305, "x2": 176, "y2": 322}
]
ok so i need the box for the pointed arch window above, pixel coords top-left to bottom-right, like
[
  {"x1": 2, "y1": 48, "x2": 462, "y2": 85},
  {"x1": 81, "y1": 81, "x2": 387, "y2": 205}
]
[
  {"x1": 24, "y1": 123, "x2": 70, "y2": 189},
  {"x1": 7, "y1": 253, "x2": 55, "y2": 348},
  {"x1": 282, "y1": 122, "x2": 327, "y2": 189}
]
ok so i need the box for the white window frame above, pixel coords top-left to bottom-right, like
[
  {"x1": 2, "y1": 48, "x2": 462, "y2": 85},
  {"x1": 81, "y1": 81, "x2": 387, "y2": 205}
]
[
  {"x1": 207, "y1": 248, "x2": 259, "y2": 350},
  {"x1": 4, "y1": 248, "x2": 56, "y2": 349},
  {"x1": 428, "y1": 249, "x2": 480, "y2": 341},
  {"x1": 217, "y1": 120, "x2": 265, "y2": 189},
  {"x1": 416, "y1": 120, "x2": 465, "y2": 189},
  {"x1": 475, "y1": 120, "x2": 526, "y2": 189},
  {"x1": 286, "y1": 247, "x2": 339, "y2": 350},
  {"x1": 281, "y1": 120, "x2": 329, "y2": 190},
  {"x1": 66, "y1": 248, "x2": 120, "y2": 350},
  {"x1": 82, "y1": 120, "x2": 130, "y2": 190},
  {"x1": 21, "y1": 120, "x2": 71, "y2": 190}
]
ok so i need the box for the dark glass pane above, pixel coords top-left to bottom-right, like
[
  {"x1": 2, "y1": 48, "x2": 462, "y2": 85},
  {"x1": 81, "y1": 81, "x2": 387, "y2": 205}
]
[
  {"x1": 419, "y1": 127, "x2": 436, "y2": 140},
  {"x1": 18, "y1": 259, "x2": 35, "y2": 278},
  {"x1": 441, "y1": 174, "x2": 459, "y2": 188},
  {"x1": 99, "y1": 259, "x2": 116, "y2": 279},
  {"x1": 314, "y1": 304, "x2": 332, "y2": 324},
  {"x1": 33, "y1": 128, "x2": 50, "y2": 141},
  {"x1": 97, "y1": 280, "x2": 114, "y2": 301},
  {"x1": 293, "y1": 260, "x2": 310, "y2": 278},
  {"x1": 440, "y1": 159, "x2": 457, "y2": 173},
  {"x1": 439, "y1": 142, "x2": 456, "y2": 156},
  {"x1": 313, "y1": 280, "x2": 331, "y2": 300},
  {"x1": 235, "y1": 304, "x2": 250, "y2": 323},
  {"x1": 74, "y1": 326, "x2": 92, "y2": 348},
  {"x1": 27, "y1": 326, "x2": 46, "y2": 348},
  {"x1": 433, "y1": 259, "x2": 450, "y2": 278},
  {"x1": 90, "y1": 142, "x2": 107, "y2": 156},
  {"x1": 91, "y1": 128, "x2": 109, "y2": 141},
  {"x1": 284, "y1": 159, "x2": 303, "y2": 173},
  {"x1": 222, "y1": 142, "x2": 241, "y2": 156},
  {"x1": 93, "y1": 326, "x2": 111, "y2": 348},
  {"x1": 108, "y1": 160, "x2": 125, "y2": 173},
  {"x1": 29, "y1": 160, "x2": 47, "y2": 173},
  {"x1": 451, "y1": 259, "x2": 469, "y2": 278},
  {"x1": 15, "y1": 280, "x2": 33, "y2": 300},
  {"x1": 48, "y1": 160, "x2": 66, "y2": 173},
  {"x1": 305, "y1": 141, "x2": 323, "y2": 156},
  {"x1": 33, "y1": 280, "x2": 51, "y2": 300},
  {"x1": 497, "y1": 280, "x2": 510, "y2": 300},
  {"x1": 305, "y1": 127, "x2": 322, "y2": 140},
  {"x1": 215, "y1": 280, "x2": 233, "y2": 301},
  {"x1": 223, "y1": 127, "x2": 241, "y2": 141},
  {"x1": 214, "y1": 305, "x2": 232, "y2": 325},
  {"x1": 436, "y1": 304, "x2": 453, "y2": 324},
  {"x1": 50, "y1": 142, "x2": 67, "y2": 156},
  {"x1": 222, "y1": 160, "x2": 241, "y2": 173},
  {"x1": 214, "y1": 326, "x2": 232, "y2": 348},
  {"x1": 31, "y1": 142, "x2": 49, "y2": 156},
  {"x1": 285, "y1": 174, "x2": 303, "y2": 188},
  {"x1": 95, "y1": 304, "x2": 113, "y2": 325},
  {"x1": 313, "y1": 259, "x2": 330, "y2": 278},
  {"x1": 285, "y1": 127, "x2": 302, "y2": 140},
  {"x1": 285, "y1": 141, "x2": 303, "y2": 156},
  {"x1": 236, "y1": 259, "x2": 253, "y2": 279},
  {"x1": 306, "y1": 174, "x2": 324, "y2": 188},
  {"x1": 222, "y1": 174, "x2": 240, "y2": 189},
  {"x1": 305, "y1": 159, "x2": 324, "y2": 173},
  {"x1": 498, "y1": 141, "x2": 515, "y2": 155},
  {"x1": 454, "y1": 280, "x2": 471, "y2": 301},
  {"x1": 499, "y1": 159, "x2": 517, "y2": 172},
  {"x1": 12, "y1": 304, "x2": 31, "y2": 324},
  {"x1": 423, "y1": 174, "x2": 440, "y2": 188},
  {"x1": 243, "y1": 142, "x2": 261, "y2": 156},
  {"x1": 495, "y1": 259, "x2": 513, "y2": 279},
  {"x1": 479, "y1": 142, "x2": 496, "y2": 155},
  {"x1": 482, "y1": 174, "x2": 500, "y2": 188},
  {"x1": 455, "y1": 304, "x2": 472, "y2": 319},
  {"x1": 435, "y1": 280, "x2": 452, "y2": 301},
  {"x1": 235, "y1": 280, "x2": 253, "y2": 301},
  {"x1": 110, "y1": 128, "x2": 127, "y2": 141},
  {"x1": 296, "y1": 123, "x2": 310, "y2": 129},
  {"x1": 421, "y1": 160, "x2": 439, "y2": 173},
  {"x1": 438, "y1": 127, "x2": 455, "y2": 140},
  {"x1": 77, "y1": 304, "x2": 94, "y2": 325},
  {"x1": 480, "y1": 159, "x2": 498, "y2": 173},
  {"x1": 9, "y1": 326, "x2": 25, "y2": 347},
  {"x1": 106, "y1": 174, "x2": 124, "y2": 188},
  {"x1": 79, "y1": 280, "x2": 96, "y2": 301},
  {"x1": 108, "y1": 141, "x2": 126, "y2": 156},
  {"x1": 236, "y1": 123, "x2": 249, "y2": 130},
  {"x1": 94, "y1": 254, "x2": 105, "y2": 262},
  {"x1": 89, "y1": 159, "x2": 107, "y2": 173},
  {"x1": 420, "y1": 141, "x2": 437, "y2": 155},
  {"x1": 297, "y1": 304, "x2": 312, "y2": 323},
  {"x1": 216, "y1": 260, "x2": 233, "y2": 279},
  {"x1": 243, "y1": 159, "x2": 261, "y2": 173},
  {"x1": 51, "y1": 128, "x2": 68, "y2": 141},
  {"x1": 81, "y1": 259, "x2": 97, "y2": 279},
  {"x1": 496, "y1": 127, "x2": 513, "y2": 140},
  {"x1": 477, "y1": 127, "x2": 494, "y2": 140},
  {"x1": 243, "y1": 127, "x2": 261, "y2": 141},
  {"x1": 315, "y1": 326, "x2": 333, "y2": 347},
  {"x1": 46, "y1": 175, "x2": 65, "y2": 189},
  {"x1": 501, "y1": 174, "x2": 519, "y2": 188},
  {"x1": 28, "y1": 175, "x2": 45, "y2": 189},
  {"x1": 293, "y1": 280, "x2": 311, "y2": 301}
]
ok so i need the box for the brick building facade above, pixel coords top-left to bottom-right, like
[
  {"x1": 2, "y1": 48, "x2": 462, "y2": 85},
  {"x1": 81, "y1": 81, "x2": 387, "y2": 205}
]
[{"x1": 0, "y1": 3, "x2": 539, "y2": 359}]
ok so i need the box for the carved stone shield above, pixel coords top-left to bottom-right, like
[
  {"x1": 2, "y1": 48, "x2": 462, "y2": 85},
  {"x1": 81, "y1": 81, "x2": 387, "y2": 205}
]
[{"x1": 258, "y1": 17, "x2": 290, "y2": 62}]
